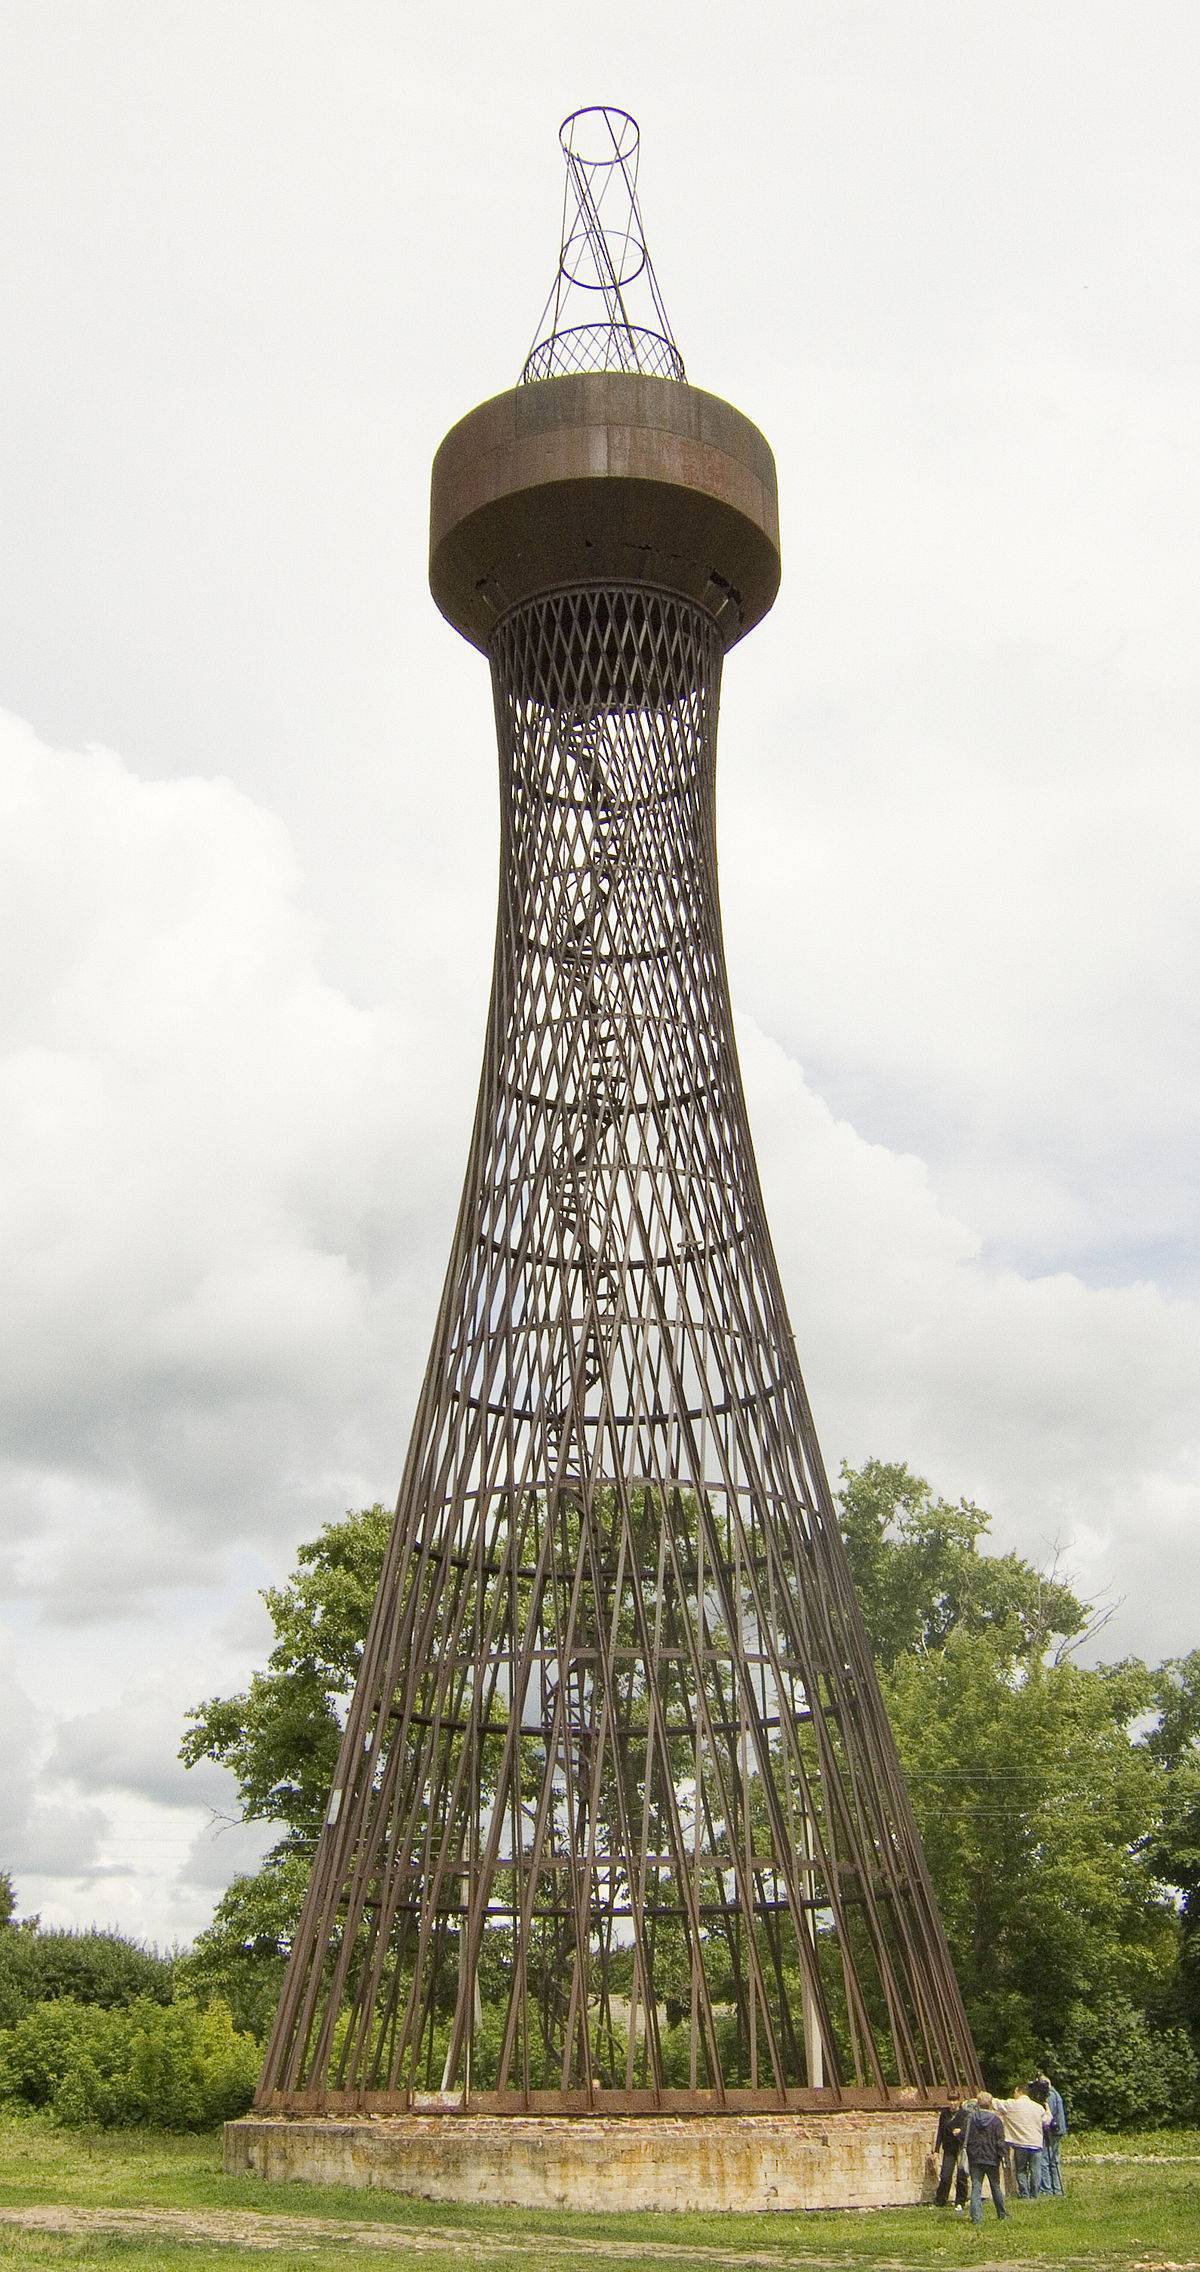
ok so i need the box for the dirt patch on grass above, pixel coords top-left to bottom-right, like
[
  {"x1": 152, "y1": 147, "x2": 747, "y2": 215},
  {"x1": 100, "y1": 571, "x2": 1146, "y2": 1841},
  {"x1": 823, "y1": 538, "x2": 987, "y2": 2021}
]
[
  {"x1": 0, "y1": 2201, "x2": 842, "y2": 2265},
  {"x1": 0, "y1": 2200, "x2": 1145, "y2": 2270}
]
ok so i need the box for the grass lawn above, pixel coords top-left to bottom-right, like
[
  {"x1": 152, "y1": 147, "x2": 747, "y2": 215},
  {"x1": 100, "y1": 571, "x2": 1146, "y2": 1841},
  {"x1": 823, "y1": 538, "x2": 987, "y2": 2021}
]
[{"x1": 0, "y1": 2119, "x2": 1196, "y2": 2270}]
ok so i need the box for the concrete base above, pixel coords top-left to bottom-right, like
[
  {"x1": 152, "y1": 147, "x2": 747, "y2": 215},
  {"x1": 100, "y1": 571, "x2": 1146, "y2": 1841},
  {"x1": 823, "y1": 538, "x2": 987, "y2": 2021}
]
[{"x1": 224, "y1": 2109, "x2": 939, "y2": 2213}]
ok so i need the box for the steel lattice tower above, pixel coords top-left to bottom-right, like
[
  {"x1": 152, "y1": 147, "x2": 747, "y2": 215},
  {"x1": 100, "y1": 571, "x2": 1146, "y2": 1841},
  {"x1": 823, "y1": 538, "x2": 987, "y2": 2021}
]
[{"x1": 258, "y1": 108, "x2": 979, "y2": 2119}]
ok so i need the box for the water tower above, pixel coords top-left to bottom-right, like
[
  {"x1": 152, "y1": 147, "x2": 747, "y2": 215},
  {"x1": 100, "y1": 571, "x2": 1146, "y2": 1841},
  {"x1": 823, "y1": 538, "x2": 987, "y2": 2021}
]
[{"x1": 228, "y1": 107, "x2": 978, "y2": 2213}]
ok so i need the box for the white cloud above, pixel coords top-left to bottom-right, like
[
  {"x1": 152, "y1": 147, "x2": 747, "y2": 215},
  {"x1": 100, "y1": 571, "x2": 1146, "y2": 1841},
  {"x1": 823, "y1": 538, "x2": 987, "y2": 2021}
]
[
  {"x1": 49, "y1": 1684, "x2": 227, "y2": 1815},
  {"x1": 8, "y1": 1663, "x2": 275, "y2": 1940},
  {"x1": 179, "y1": 1815, "x2": 276, "y2": 1899},
  {"x1": 0, "y1": 711, "x2": 454, "y2": 1617},
  {"x1": 742, "y1": 1019, "x2": 1200, "y2": 1659},
  {"x1": 712, "y1": 591, "x2": 1196, "y2": 1357},
  {"x1": 0, "y1": 1663, "x2": 106, "y2": 1889}
]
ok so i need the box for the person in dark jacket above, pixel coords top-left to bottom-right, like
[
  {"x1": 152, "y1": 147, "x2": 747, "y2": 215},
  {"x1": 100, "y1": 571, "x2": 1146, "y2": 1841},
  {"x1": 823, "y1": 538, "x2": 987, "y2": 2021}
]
[
  {"x1": 965, "y1": 2089, "x2": 1008, "y2": 2223},
  {"x1": 933, "y1": 2098, "x2": 972, "y2": 2207},
  {"x1": 1034, "y1": 2071, "x2": 1067, "y2": 2195}
]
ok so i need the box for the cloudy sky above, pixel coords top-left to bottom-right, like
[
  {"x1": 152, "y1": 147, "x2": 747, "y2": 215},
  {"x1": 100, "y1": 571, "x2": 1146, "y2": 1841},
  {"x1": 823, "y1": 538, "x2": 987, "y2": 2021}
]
[{"x1": 2, "y1": 1, "x2": 1196, "y2": 1949}]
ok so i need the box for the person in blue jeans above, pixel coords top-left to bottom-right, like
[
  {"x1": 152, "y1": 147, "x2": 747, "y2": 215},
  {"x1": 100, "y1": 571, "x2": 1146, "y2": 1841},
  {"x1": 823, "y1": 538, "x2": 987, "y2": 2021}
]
[
  {"x1": 965, "y1": 2090, "x2": 1008, "y2": 2223},
  {"x1": 998, "y1": 2083, "x2": 1049, "y2": 2197},
  {"x1": 1035, "y1": 2072, "x2": 1067, "y2": 2195},
  {"x1": 1028, "y1": 2077, "x2": 1053, "y2": 2193}
]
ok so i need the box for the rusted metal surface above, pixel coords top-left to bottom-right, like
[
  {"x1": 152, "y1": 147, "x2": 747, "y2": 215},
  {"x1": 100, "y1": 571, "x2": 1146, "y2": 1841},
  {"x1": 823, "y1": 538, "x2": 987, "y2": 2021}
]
[
  {"x1": 254, "y1": 2083, "x2": 939, "y2": 2117},
  {"x1": 258, "y1": 573, "x2": 980, "y2": 2114},
  {"x1": 428, "y1": 373, "x2": 781, "y2": 654}
]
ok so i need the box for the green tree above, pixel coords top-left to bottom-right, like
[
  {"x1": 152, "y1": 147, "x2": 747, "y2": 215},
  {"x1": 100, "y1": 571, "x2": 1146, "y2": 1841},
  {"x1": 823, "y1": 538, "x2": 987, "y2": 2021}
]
[
  {"x1": 181, "y1": 1503, "x2": 393, "y2": 1851},
  {"x1": 838, "y1": 1458, "x2": 1089, "y2": 1671},
  {"x1": 835, "y1": 1461, "x2": 1192, "y2": 2097},
  {"x1": 883, "y1": 1634, "x2": 1175, "y2": 2081},
  {"x1": 1054, "y1": 1992, "x2": 1198, "y2": 2129},
  {"x1": 1142, "y1": 1652, "x2": 1200, "y2": 2028},
  {"x1": 173, "y1": 1854, "x2": 311, "y2": 2038},
  {"x1": 179, "y1": 1507, "x2": 394, "y2": 2031},
  {"x1": 0, "y1": 1924, "x2": 173, "y2": 2033}
]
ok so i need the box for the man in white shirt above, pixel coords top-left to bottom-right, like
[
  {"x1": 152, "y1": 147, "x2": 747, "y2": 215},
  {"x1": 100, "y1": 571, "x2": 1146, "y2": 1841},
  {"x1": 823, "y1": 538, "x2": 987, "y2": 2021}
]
[{"x1": 996, "y1": 2085, "x2": 1047, "y2": 2199}]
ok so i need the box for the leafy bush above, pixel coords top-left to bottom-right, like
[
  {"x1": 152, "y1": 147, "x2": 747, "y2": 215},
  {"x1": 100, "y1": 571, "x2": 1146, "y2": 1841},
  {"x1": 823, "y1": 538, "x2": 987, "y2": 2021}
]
[
  {"x1": 0, "y1": 1996, "x2": 259, "y2": 2130},
  {"x1": 1055, "y1": 1993, "x2": 1200, "y2": 2129},
  {"x1": 0, "y1": 1926, "x2": 174, "y2": 2030},
  {"x1": 0, "y1": 1999, "x2": 95, "y2": 2109}
]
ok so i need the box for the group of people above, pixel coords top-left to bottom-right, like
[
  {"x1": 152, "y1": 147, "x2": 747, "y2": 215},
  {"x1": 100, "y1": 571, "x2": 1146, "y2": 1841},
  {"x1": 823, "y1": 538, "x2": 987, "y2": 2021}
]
[{"x1": 934, "y1": 2075, "x2": 1068, "y2": 2225}]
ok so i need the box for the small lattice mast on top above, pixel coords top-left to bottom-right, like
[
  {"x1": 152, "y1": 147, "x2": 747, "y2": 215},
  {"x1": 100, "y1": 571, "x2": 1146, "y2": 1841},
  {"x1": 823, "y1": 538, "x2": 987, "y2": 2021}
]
[
  {"x1": 252, "y1": 108, "x2": 979, "y2": 2134},
  {"x1": 523, "y1": 106, "x2": 685, "y2": 383}
]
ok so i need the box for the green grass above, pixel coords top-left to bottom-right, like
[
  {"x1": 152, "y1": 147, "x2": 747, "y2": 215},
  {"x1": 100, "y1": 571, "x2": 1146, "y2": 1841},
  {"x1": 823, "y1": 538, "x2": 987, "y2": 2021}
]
[
  {"x1": 0, "y1": 2119, "x2": 1196, "y2": 2269},
  {"x1": 1073, "y1": 2126, "x2": 1200, "y2": 2156}
]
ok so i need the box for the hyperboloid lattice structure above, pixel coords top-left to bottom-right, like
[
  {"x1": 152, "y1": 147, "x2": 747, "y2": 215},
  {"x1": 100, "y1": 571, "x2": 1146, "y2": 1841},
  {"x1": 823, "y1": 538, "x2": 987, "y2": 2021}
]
[{"x1": 259, "y1": 108, "x2": 979, "y2": 2117}]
